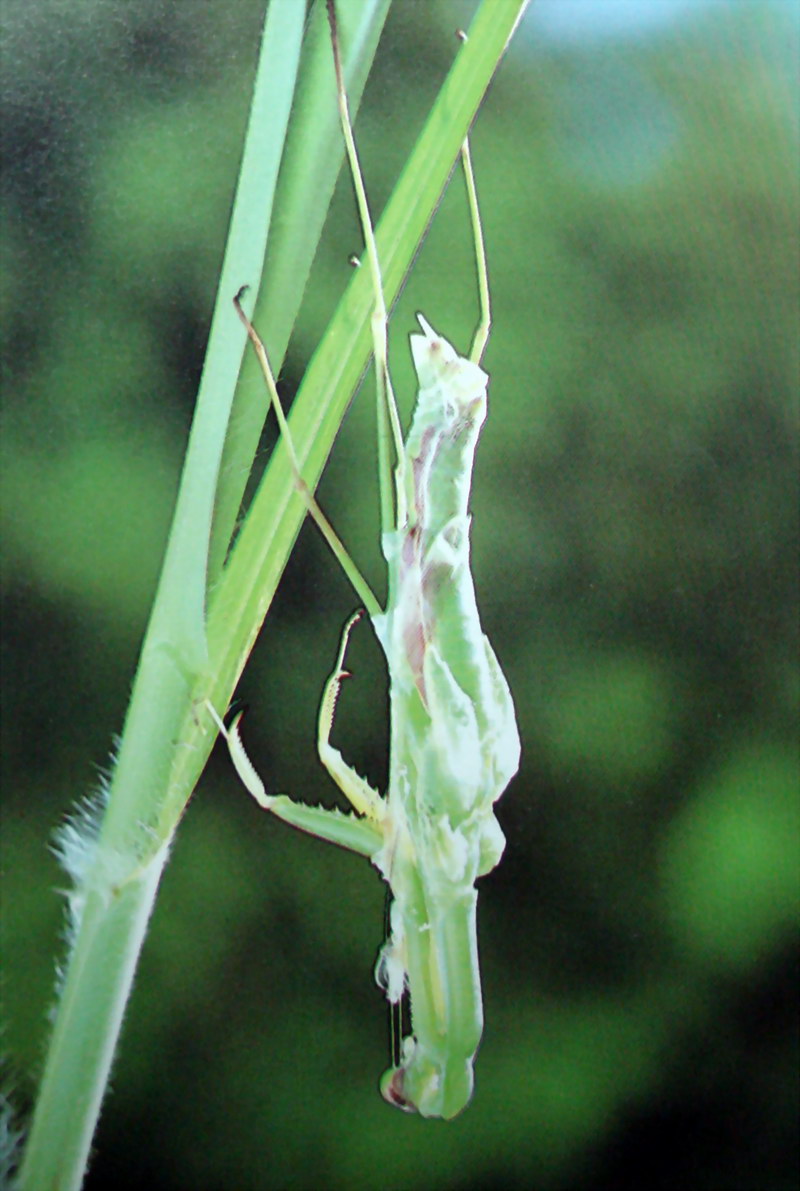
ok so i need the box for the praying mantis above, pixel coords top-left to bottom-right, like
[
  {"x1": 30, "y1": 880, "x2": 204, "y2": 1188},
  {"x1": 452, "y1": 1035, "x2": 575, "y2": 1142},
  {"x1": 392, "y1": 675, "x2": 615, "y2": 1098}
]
[{"x1": 209, "y1": 1, "x2": 520, "y2": 1120}]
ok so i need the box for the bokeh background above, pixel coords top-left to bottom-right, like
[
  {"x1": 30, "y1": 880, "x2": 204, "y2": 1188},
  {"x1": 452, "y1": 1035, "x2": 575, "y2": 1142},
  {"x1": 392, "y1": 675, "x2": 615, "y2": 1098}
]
[{"x1": 2, "y1": 1, "x2": 798, "y2": 1188}]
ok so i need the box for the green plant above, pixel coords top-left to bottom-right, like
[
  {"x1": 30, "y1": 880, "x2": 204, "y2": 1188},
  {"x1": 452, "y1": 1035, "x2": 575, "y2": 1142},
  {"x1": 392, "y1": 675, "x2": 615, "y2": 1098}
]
[{"x1": 15, "y1": 1, "x2": 530, "y2": 1185}]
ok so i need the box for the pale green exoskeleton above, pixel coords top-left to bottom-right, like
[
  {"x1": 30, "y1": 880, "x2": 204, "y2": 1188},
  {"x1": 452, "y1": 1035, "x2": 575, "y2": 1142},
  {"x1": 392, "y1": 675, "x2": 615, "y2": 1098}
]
[{"x1": 209, "y1": 1, "x2": 520, "y2": 1120}]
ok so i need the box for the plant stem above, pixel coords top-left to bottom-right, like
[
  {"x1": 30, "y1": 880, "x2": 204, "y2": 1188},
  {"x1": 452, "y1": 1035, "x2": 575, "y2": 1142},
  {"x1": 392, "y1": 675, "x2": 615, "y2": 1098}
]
[{"x1": 18, "y1": 852, "x2": 167, "y2": 1191}]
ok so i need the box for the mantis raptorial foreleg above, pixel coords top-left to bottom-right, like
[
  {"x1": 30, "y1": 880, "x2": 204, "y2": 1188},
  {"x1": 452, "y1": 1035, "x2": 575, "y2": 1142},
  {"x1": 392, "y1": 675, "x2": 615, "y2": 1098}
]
[
  {"x1": 208, "y1": 610, "x2": 383, "y2": 859},
  {"x1": 210, "y1": 1, "x2": 520, "y2": 1120},
  {"x1": 316, "y1": 609, "x2": 385, "y2": 824}
]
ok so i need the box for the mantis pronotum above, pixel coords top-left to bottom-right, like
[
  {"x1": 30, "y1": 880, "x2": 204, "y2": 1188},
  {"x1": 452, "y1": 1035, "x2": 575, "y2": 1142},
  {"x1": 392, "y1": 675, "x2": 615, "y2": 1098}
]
[{"x1": 210, "y1": 2, "x2": 520, "y2": 1120}]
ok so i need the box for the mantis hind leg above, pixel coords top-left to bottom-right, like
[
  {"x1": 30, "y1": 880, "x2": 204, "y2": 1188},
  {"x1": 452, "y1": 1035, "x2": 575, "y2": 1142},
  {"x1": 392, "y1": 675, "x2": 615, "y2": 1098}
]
[
  {"x1": 461, "y1": 136, "x2": 491, "y2": 366},
  {"x1": 327, "y1": 0, "x2": 406, "y2": 536},
  {"x1": 233, "y1": 290, "x2": 381, "y2": 620}
]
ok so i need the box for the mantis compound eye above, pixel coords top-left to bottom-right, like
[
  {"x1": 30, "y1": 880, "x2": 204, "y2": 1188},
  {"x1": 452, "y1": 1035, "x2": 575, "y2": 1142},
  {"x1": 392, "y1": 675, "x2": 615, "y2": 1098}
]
[{"x1": 379, "y1": 1067, "x2": 416, "y2": 1114}]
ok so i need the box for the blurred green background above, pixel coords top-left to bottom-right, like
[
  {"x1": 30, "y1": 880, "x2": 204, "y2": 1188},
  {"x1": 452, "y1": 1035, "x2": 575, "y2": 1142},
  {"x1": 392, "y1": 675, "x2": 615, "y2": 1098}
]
[{"x1": 1, "y1": 0, "x2": 798, "y2": 1188}]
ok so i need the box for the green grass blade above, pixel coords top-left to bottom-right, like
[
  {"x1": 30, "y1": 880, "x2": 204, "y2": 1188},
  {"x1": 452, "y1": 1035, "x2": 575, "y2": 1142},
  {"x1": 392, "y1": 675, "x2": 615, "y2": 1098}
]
[
  {"x1": 17, "y1": 4, "x2": 305, "y2": 1187},
  {"x1": 149, "y1": 0, "x2": 306, "y2": 673}
]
